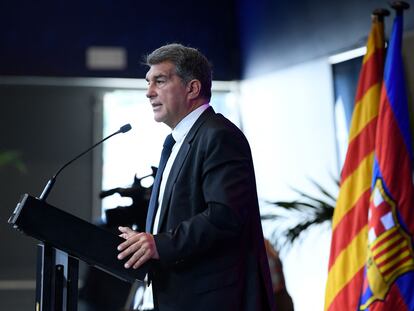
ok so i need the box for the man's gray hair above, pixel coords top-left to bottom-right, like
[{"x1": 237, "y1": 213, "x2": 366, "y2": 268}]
[{"x1": 145, "y1": 43, "x2": 212, "y2": 101}]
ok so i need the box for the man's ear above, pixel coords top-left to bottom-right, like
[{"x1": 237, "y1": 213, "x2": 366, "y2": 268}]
[{"x1": 187, "y1": 80, "x2": 201, "y2": 99}]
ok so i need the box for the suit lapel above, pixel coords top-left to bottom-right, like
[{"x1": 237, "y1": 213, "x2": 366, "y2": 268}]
[{"x1": 156, "y1": 107, "x2": 215, "y2": 232}]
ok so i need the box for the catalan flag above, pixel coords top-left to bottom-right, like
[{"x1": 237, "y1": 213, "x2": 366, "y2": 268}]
[
  {"x1": 358, "y1": 8, "x2": 414, "y2": 310},
  {"x1": 324, "y1": 14, "x2": 386, "y2": 311}
]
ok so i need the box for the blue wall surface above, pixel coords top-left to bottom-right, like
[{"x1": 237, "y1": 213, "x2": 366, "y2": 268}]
[{"x1": 1, "y1": 0, "x2": 413, "y2": 79}]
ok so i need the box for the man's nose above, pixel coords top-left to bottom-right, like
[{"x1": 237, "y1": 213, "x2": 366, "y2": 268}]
[{"x1": 146, "y1": 83, "x2": 155, "y2": 98}]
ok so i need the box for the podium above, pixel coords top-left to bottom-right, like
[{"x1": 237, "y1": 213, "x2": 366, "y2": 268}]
[{"x1": 8, "y1": 194, "x2": 148, "y2": 311}]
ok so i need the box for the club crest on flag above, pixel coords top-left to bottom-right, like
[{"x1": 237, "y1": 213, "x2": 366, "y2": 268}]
[{"x1": 359, "y1": 178, "x2": 414, "y2": 310}]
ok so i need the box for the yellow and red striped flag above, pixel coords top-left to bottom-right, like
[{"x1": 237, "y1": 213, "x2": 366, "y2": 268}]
[{"x1": 324, "y1": 13, "x2": 386, "y2": 311}]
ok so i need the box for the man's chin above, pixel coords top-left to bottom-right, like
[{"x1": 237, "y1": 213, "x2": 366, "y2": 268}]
[
  {"x1": 153, "y1": 112, "x2": 162, "y2": 121},
  {"x1": 153, "y1": 114, "x2": 166, "y2": 124}
]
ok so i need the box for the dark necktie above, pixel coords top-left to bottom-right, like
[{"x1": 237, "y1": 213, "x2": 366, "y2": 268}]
[{"x1": 145, "y1": 134, "x2": 176, "y2": 232}]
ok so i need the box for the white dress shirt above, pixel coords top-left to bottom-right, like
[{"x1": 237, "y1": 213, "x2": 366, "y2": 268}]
[{"x1": 136, "y1": 103, "x2": 210, "y2": 310}]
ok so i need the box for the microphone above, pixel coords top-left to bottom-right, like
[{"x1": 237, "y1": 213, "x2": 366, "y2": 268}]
[{"x1": 39, "y1": 123, "x2": 132, "y2": 202}]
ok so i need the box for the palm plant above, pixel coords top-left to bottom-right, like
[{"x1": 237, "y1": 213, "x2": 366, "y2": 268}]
[
  {"x1": 0, "y1": 150, "x2": 26, "y2": 173},
  {"x1": 263, "y1": 179, "x2": 338, "y2": 250}
]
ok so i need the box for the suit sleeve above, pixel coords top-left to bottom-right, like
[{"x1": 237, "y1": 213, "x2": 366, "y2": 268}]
[{"x1": 154, "y1": 125, "x2": 257, "y2": 266}]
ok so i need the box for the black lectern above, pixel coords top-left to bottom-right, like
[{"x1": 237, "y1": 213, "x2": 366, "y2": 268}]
[{"x1": 8, "y1": 194, "x2": 147, "y2": 311}]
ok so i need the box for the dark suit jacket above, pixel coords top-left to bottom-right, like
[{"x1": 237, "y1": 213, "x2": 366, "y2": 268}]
[{"x1": 150, "y1": 107, "x2": 275, "y2": 311}]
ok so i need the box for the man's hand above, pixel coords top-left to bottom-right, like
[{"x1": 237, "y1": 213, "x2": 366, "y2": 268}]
[{"x1": 117, "y1": 226, "x2": 159, "y2": 269}]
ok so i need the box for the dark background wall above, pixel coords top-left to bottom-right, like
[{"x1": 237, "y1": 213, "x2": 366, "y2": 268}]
[
  {"x1": 1, "y1": 0, "x2": 413, "y2": 80},
  {"x1": 0, "y1": 82, "x2": 105, "y2": 310},
  {"x1": 238, "y1": 0, "x2": 414, "y2": 77},
  {"x1": 0, "y1": 0, "x2": 241, "y2": 80}
]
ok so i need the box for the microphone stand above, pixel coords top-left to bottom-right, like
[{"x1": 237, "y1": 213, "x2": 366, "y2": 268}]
[
  {"x1": 39, "y1": 123, "x2": 131, "y2": 202},
  {"x1": 34, "y1": 124, "x2": 132, "y2": 311}
]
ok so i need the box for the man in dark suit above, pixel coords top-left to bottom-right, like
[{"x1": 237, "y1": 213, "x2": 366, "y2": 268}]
[{"x1": 117, "y1": 43, "x2": 275, "y2": 311}]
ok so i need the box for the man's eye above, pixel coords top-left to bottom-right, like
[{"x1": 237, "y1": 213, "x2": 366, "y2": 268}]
[{"x1": 156, "y1": 79, "x2": 165, "y2": 84}]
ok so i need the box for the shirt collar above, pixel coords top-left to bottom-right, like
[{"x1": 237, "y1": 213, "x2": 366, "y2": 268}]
[{"x1": 172, "y1": 104, "x2": 210, "y2": 143}]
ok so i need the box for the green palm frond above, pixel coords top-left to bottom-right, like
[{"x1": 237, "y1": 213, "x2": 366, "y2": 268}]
[
  {"x1": 262, "y1": 179, "x2": 338, "y2": 249},
  {"x1": 0, "y1": 151, "x2": 27, "y2": 173}
]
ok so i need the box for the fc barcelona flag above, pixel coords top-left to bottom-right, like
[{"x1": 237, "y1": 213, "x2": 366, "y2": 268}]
[
  {"x1": 325, "y1": 6, "x2": 414, "y2": 310},
  {"x1": 359, "y1": 7, "x2": 414, "y2": 310}
]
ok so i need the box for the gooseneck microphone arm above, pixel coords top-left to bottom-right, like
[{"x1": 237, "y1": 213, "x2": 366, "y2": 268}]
[{"x1": 39, "y1": 123, "x2": 132, "y2": 202}]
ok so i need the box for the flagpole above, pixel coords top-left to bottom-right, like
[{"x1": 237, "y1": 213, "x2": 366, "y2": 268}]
[
  {"x1": 390, "y1": 1, "x2": 410, "y2": 12},
  {"x1": 372, "y1": 8, "x2": 390, "y2": 21}
]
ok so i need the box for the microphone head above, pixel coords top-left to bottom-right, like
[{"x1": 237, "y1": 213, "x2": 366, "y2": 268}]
[{"x1": 120, "y1": 124, "x2": 132, "y2": 133}]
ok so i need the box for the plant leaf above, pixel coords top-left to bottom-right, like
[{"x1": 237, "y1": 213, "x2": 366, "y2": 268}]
[{"x1": 0, "y1": 151, "x2": 27, "y2": 173}]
